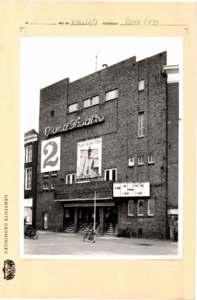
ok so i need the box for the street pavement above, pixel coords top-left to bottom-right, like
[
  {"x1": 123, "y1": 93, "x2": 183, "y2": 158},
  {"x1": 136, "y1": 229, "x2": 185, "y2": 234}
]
[{"x1": 24, "y1": 230, "x2": 178, "y2": 256}]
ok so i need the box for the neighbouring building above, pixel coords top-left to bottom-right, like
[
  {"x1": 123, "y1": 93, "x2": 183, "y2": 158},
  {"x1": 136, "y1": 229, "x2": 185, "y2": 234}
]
[
  {"x1": 35, "y1": 52, "x2": 179, "y2": 239},
  {"x1": 24, "y1": 129, "x2": 38, "y2": 227}
]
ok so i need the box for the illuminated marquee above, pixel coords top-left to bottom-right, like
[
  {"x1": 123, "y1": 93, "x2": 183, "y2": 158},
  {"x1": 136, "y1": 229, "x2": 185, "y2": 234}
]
[
  {"x1": 113, "y1": 182, "x2": 150, "y2": 197},
  {"x1": 44, "y1": 113, "x2": 104, "y2": 138},
  {"x1": 77, "y1": 138, "x2": 102, "y2": 179}
]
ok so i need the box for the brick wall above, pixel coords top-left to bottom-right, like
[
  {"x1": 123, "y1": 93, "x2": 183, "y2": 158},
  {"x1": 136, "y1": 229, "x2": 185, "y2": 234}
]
[
  {"x1": 167, "y1": 83, "x2": 179, "y2": 208},
  {"x1": 36, "y1": 52, "x2": 168, "y2": 236}
]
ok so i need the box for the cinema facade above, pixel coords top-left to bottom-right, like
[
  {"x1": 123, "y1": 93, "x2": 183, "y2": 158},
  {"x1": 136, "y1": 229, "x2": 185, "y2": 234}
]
[{"x1": 36, "y1": 52, "x2": 179, "y2": 239}]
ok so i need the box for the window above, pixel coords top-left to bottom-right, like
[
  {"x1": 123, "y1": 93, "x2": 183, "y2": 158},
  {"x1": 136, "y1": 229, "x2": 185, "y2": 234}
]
[
  {"x1": 128, "y1": 200, "x2": 134, "y2": 216},
  {"x1": 128, "y1": 158, "x2": 134, "y2": 167},
  {"x1": 148, "y1": 155, "x2": 154, "y2": 164},
  {"x1": 52, "y1": 171, "x2": 57, "y2": 177},
  {"x1": 138, "y1": 200, "x2": 144, "y2": 216},
  {"x1": 43, "y1": 183, "x2": 48, "y2": 190},
  {"x1": 26, "y1": 146, "x2": 32, "y2": 163},
  {"x1": 68, "y1": 103, "x2": 78, "y2": 113},
  {"x1": 84, "y1": 96, "x2": 99, "y2": 108},
  {"x1": 138, "y1": 112, "x2": 144, "y2": 137},
  {"x1": 44, "y1": 172, "x2": 49, "y2": 178},
  {"x1": 138, "y1": 80, "x2": 144, "y2": 91},
  {"x1": 25, "y1": 168, "x2": 32, "y2": 190},
  {"x1": 66, "y1": 173, "x2": 76, "y2": 184},
  {"x1": 51, "y1": 182, "x2": 55, "y2": 190},
  {"x1": 104, "y1": 169, "x2": 117, "y2": 181},
  {"x1": 138, "y1": 156, "x2": 144, "y2": 165},
  {"x1": 106, "y1": 89, "x2": 118, "y2": 101},
  {"x1": 51, "y1": 110, "x2": 54, "y2": 117},
  {"x1": 24, "y1": 207, "x2": 32, "y2": 225},
  {"x1": 148, "y1": 199, "x2": 155, "y2": 216}
]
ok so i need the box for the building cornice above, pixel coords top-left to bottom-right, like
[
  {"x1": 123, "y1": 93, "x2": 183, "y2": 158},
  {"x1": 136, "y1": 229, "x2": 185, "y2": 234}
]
[{"x1": 162, "y1": 65, "x2": 179, "y2": 84}]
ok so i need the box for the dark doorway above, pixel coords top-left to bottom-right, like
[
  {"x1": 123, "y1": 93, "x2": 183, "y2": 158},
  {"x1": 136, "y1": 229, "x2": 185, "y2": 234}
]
[{"x1": 105, "y1": 206, "x2": 118, "y2": 223}]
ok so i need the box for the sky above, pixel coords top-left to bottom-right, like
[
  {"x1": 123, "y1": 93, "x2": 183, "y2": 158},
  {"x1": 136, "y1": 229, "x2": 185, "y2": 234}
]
[{"x1": 20, "y1": 37, "x2": 182, "y2": 133}]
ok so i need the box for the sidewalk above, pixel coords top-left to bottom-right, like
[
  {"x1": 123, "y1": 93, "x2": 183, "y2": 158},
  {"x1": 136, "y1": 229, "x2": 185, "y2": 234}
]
[{"x1": 23, "y1": 230, "x2": 179, "y2": 256}]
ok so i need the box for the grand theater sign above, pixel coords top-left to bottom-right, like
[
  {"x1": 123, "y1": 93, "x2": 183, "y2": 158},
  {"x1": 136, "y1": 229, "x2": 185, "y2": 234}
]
[{"x1": 44, "y1": 113, "x2": 104, "y2": 138}]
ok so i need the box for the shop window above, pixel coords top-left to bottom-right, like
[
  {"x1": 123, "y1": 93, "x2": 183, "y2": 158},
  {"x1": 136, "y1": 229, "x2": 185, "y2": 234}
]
[
  {"x1": 138, "y1": 156, "x2": 144, "y2": 165},
  {"x1": 43, "y1": 183, "x2": 48, "y2": 190},
  {"x1": 26, "y1": 145, "x2": 32, "y2": 163},
  {"x1": 105, "y1": 89, "x2": 118, "y2": 101},
  {"x1": 52, "y1": 171, "x2": 57, "y2": 177},
  {"x1": 104, "y1": 168, "x2": 117, "y2": 181},
  {"x1": 138, "y1": 200, "x2": 144, "y2": 216},
  {"x1": 44, "y1": 172, "x2": 49, "y2": 178},
  {"x1": 148, "y1": 199, "x2": 155, "y2": 216},
  {"x1": 128, "y1": 200, "x2": 134, "y2": 216},
  {"x1": 138, "y1": 79, "x2": 144, "y2": 91},
  {"x1": 51, "y1": 182, "x2": 55, "y2": 190},
  {"x1": 138, "y1": 112, "x2": 144, "y2": 137},
  {"x1": 66, "y1": 173, "x2": 76, "y2": 184},
  {"x1": 148, "y1": 155, "x2": 154, "y2": 164},
  {"x1": 25, "y1": 168, "x2": 32, "y2": 190},
  {"x1": 68, "y1": 103, "x2": 78, "y2": 113},
  {"x1": 84, "y1": 95, "x2": 99, "y2": 108}
]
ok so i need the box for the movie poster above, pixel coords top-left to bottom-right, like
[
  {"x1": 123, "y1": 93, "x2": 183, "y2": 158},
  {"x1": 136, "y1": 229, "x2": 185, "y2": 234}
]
[{"x1": 77, "y1": 138, "x2": 102, "y2": 179}]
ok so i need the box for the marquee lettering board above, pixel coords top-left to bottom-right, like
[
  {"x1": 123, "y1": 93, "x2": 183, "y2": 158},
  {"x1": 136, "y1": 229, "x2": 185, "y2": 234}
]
[
  {"x1": 41, "y1": 137, "x2": 61, "y2": 173},
  {"x1": 113, "y1": 182, "x2": 150, "y2": 197}
]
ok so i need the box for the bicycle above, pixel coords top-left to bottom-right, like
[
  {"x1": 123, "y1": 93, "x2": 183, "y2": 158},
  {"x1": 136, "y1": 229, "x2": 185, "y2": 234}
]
[{"x1": 121, "y1": 227, "x2": 138, "y2": 238}]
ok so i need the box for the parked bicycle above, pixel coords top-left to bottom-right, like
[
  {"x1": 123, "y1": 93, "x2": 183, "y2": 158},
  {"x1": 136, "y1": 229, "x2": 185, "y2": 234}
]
[
  {"x1": 83, "y1": 229, "x2": 95, "y2": 243},
  {"x1": 121, "y1": 227, "x2": 138, "y2": 238},
  {"x1": 24, "y1": 225, "x2": 39, "y2": 239}
]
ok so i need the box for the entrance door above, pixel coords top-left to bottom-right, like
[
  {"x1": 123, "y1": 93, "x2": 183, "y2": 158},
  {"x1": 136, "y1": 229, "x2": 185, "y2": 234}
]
[
  {"x1": 82, "y1": 207, "x2": 93, "y2": 223},
  {"x1": 64, "y1": 208, "x2": 74, "y2": 227},
  {"x1": 104, "y1": 206, "x2": 118, "y2": 235},
  {"x1": 105, "y1": 206, "x2": 118, "y2": 223},
  {"x1": 43, "y1": 212, "x2": 48, "y2": 230}
]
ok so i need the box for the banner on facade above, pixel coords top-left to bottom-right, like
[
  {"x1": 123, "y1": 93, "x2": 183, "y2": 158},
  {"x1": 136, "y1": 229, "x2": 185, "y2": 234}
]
[
  {"x1": 113, "y1": 182, "x2": 150, "y2": 197},
  {"x1": 77, "y1": 138, "x2": 102, "y2": 179},
  {"x1": 41, "y1": 137, "x2": 61, "y2": 173}
]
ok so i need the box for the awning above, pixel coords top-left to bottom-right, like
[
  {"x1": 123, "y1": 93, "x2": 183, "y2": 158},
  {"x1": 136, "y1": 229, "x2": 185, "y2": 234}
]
[{"x1": 54, "y1": 197, "x2": 113, "y2": 202}]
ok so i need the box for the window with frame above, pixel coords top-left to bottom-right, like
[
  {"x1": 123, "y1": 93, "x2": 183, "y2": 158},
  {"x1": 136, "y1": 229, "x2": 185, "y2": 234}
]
[
  {"x1": 44, "y1": 172, "x2": 49, "y2": 178},
  {"x1": 84, "y1": 96, "x2": 99, "y2": 108},
  {"x1": 148, "y1": 155, "x2": 154, "y2": 164},
  {"x1": 66, "y1": 173, "x2": 76, "y2": 184},
  {"x1": 138, "y1": 156, "x2": 144, "y2": 165},
  {"x1": 52, "y1": 171, "x2": 57, "y2": 177},
  {"x1": 128, "y1": 158, "x2": 134, "y2": 167},
  {"x1": 148, "y1": 199, "x2": 155, "y2": 216},
  {"x1": 138, "y1": 200, "x2": 144, "y2": 216},
  {"x1": 105, "y1": 89, "x2": 118, "y2": 101},
  {"x1": 43, "y1": 183, "x2": 48, "y2": 190},
  {"x1": 138, "y1": 79, "x2": 144, "y2": 91},
  {"x1": 104, "y1": 168, "x2": 117, "y2": 181},
  {"x1": 128, "y1": 200, "x2": 134, "y2": 216},
  {"x1": 26, "y1": 145, "x2": 32, "y2": 163},
  {"x1": 138, "y1": 112, "x2": 144, "y2": 137},
  {"x1": 68, "y1": 103, "x2": 78, "y2": 113},
  {"x1": 51, "y1": 182, "x2": 55, "y2": 190},
  {"x1": 25, "y1": 168, "x2": 32, "y2": 190}
]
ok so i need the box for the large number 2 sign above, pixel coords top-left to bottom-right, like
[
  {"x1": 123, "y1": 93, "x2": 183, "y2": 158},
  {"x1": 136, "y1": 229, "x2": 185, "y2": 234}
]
[{"x1": 41, "y1": 137, "x2": 61, "y2": 173}]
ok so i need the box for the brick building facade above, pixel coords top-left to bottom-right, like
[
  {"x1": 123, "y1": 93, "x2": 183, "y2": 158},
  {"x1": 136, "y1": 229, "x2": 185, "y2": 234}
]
[
  {"x1": 24, "y1": 129, "x2": 38, "y2": 227},
  {"x1": 36, "y1": 52, "x2": 179, "y2": 239}
]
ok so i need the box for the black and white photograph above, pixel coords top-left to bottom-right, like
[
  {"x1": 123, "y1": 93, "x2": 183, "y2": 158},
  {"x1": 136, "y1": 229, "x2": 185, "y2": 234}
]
[{"x1": 21, "y1": 37, "x2": 182, "y2": 258}]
